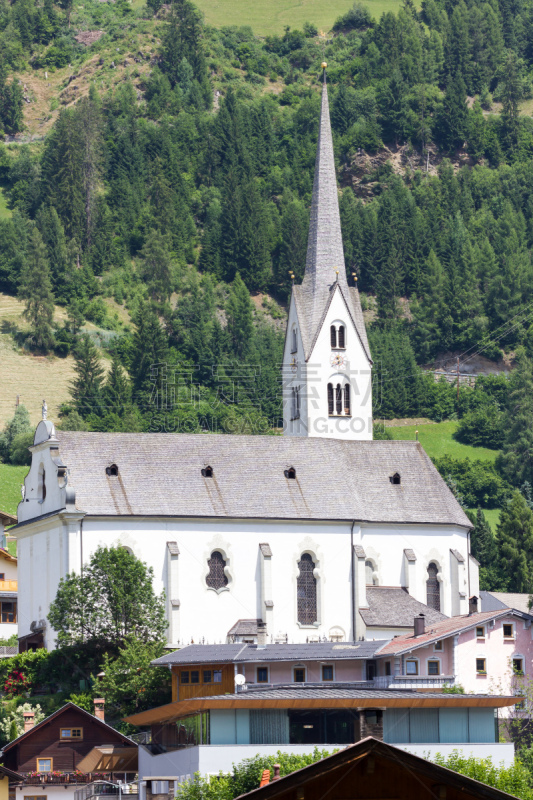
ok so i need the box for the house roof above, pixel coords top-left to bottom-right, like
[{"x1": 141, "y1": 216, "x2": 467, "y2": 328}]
[
  {"x1": 0, "y1": 703, "x2": 136, "y2": 755},
  {"x1": 152, "y1": 642, "x2": 382, "y2": 667},
  {"x1": 375, "y1": 609, "x2": 521, "y2": 656},
  {"x1": 481, "y1": 591, "x2": 532, "y2": 615},
  {"x1": 234, "y1": 737, "x2": 522, "y2": 800},
  {"x1": 0, "y1": 548, "x2": 16, "y2": 564},
  {"x1": 0, "y1": 511, "x2": 16, "y2": 527},
  {"x1": 23, "y1": 430, "x2": 470, "y2": 527},
  {"x1": 227, "y1": 620, "x2": 263, "y2": 636},
  {"x1": 0, "y1": 764, "x2": 23, "y2": 781},
  {"x1": 360, "y1": 587, "x2": 448, "y2": 629},
  {"x1": 125, "y1": 686, "x2": 518, "y2": 726}
]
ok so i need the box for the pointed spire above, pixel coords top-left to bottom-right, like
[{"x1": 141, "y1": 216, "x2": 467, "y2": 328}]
[{"x1": 302, "y1": 70, "x2": 347, "y2": 295}]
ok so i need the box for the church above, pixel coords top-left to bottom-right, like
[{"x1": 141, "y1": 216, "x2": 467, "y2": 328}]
[{"x1": 13, "y1": 75, "x2": 475, "y2": 651}]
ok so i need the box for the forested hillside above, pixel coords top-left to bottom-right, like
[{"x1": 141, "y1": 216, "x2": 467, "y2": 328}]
[{"x1": 4, "y1": 0, "x2": 533, "y2": 588}]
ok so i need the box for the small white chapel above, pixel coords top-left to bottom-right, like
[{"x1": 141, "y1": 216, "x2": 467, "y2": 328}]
[{"x1": 13, "y1": 74, "x2": 475, "y2": 651}]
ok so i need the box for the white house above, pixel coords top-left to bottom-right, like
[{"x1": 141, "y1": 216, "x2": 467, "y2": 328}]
[{"x1": 13, "y1": 75, "x2": 475, "y2": 652}]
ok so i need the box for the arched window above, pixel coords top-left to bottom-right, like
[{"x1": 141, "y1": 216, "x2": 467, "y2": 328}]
[
  {"x1": 327, "y1": 383, "x2": 334, "y2": 415},
  {"x1": 291, "y1": 328, "x2": 298, "y2": 353},
  {"x1": 344, "y1": 384, "x2": 350, "y2": 415},
  {"x1": 426, "y1": 563, "x2": 440, "y2": 611},
  {"x1": 335, "y1": 383, "x2": 342, "y2": 415},
  {"x1": 206, "y1": 551, "x2": 228, "y2": 591},
  {"x1": 291, "y1": 387, "x2": 301, "y2": 420},
  {"x1": 365, "y1": 560, "x2": 378, "y2": 586},
  {"x1": 330, "y1": 326, "x2": 337, "y2": 348},
  {"x1": 338, "y1": 325, "x2": 345, "y2": 348},
  {"x1": 297, "y1": 553, "x2": 317, "y2": 625},
  {"x1": 38, "y1": 465, "x2": 46, "y2": 502}
]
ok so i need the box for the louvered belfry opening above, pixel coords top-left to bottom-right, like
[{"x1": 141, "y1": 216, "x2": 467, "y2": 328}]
[
  {"x1": 330, "y1": 326, "x2": 337, "y2": 348},
  {"x1": 297, "y1": 553, "x2": 317, "y2": 625},
  {"x1": 338, "y1": 325, "x2": 345, "y2": 348},
  {"x1": 206, "y1": 551, "x2": 228, "y2": 590},
  {"x1": 426, "y1": 562, "x2": 440, "y2": 611},
  {"x1": 335, "y1": 383, "x2": 342, "y2": 415},
  {"x1": 327, "y1": 383, "x2": 334, "y2": 415},
  {"x1": 344, "y1": 384, "x2": 350, "y2": 415}
]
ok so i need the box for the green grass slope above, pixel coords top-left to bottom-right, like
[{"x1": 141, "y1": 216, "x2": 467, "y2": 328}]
[
  {"x1": 387, "y1": 421, "x2": 498, "y2": 463},
  {"x1": 194, "y1": 0, "x2": 403, "y2": 34},
  {"x1": 0, "y1": 464, "x2": 27, "y2": 517}
]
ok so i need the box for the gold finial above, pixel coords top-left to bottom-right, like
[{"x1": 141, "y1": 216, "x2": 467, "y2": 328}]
[
  {"x1": 415, "y1": 430, "x2": 419, "y2": 441},
  {"x1": 321, "y1": 61, "x2": 327, "y2": 69}
]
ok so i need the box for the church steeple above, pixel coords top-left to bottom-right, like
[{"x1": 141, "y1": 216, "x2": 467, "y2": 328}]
[{"x1": 302, "y1": 70, "x2": 348, "y2": 298}]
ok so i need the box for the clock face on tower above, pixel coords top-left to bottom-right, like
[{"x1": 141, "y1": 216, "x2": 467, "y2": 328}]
[{"x1": 330, "y1": 353, "x2": 346, "y2": 369}]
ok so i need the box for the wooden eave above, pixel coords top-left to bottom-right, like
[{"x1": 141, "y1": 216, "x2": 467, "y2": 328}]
[{"x1": 124, "y1": 693, "x2": 519, "y2": 727}]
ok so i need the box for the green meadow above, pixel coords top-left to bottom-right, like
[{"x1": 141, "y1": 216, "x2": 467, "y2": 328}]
[
  {"x1": 387, "y1": 420, "x2": 498, "y2": 463},
  {"x1": 0, "y1": 464, "x2": 27, "y2": 517}
]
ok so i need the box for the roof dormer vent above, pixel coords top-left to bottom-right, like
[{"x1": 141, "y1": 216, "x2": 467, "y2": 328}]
[
  {"x1": 106, "y1": 464, "x2": 119, "y2": 477},
  {"x1": 389, "y1": 472, "x2": 401, "y2": 485},
  {"x1": 285, "y1": 467, "x2": 296, "y2": 479},
  {"x1": 202, "y1": 466, "x2": 213, "y2": 478}
]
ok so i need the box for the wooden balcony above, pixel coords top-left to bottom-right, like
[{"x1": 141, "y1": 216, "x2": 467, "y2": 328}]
[{"x1": 0, "y1": 579, "x2": 17, "y2": 592}]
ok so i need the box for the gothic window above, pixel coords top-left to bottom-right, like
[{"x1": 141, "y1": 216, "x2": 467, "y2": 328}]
[
  {"x1": 365, "y1": 560, "x2": 378, "y2": 586},
  {"x1": 338, "y1": 325, "x2": 345, "y2": 348},
  {"x1": 291, "y1": 387, "x2": 300, "y2": 420},
  {"x1": 327, "y1": 383, "x2": 334, "y2": 415},
  {"x1": 330, "y1": 326, "x2": 337, "y2": 348},
  {"x1": 426, "y1": 562, "x2": 440, "y2": 611},
  {"x1": 206, "y1": 551, "x2": 228, "y2": 591},
  {"x1": 291, "y1": 328, "x2": 298, "y2": 353},
  {"x1": 344, "y1": 384, "x2": 350, "y2": 415},
  {"x1": 297, "y1": 553, "x2": 317, "y2": 625},
  {"x1": 335, "y1": 383, "x2": 342, "y2": 415}
]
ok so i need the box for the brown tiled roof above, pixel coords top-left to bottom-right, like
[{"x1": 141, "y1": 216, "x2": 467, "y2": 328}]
[
  {"x1": 29, "y1": 432, "x2": 471, "y2": 526},
  {"x1": 376, "y1": 609, "x2": 514, "y2": 656},
  {"x1": 361, "y1": 587, "x2": 448, "y2": 629}
]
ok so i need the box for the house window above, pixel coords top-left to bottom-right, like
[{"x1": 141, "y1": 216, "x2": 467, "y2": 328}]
[
  {"x1": 405, "y1": 660, "x2": 418, "y2": 675},
  {"x1": 25, "y1": 796, "x2": 47, "y2": 800},
  {"x1": 37, "y1": 759, "x2": 52, "y2": 773},
  {"x1": 180, "y1": 671, "x2": 190, "y2": 684},
  {"x1": 503, "y1": 624, "x2": 514, "y2": 639},
  {"x1": 0, "y1": 574, "x2": 4, "y2": 581},
  {"x1": 428, "y1": 660, "x2": 440, "y2": 676},
  {"x1": 257, "y1": 667, "x2": 268, "y2": 683},
  {"x1": 476, "y1": 658, "x2": 487, "y2": 674},
  {"x1": 152, "y1": 782, "x2": 169, "y2": 795},
  {"x1": 338, "y1": 325, "x2": 345, "y2": 349},
  {"x1": 297, "y1": 553, "x2": 317, "y2": 625},
  {"x1": 322, "y1": 665, "x2": 334, "y2": 681},
  {"x1": 330, "y1": 326, "x2": 337, "y2": 348},
  {"x1": 365, "y1": 560, "x2": 377, "y2": 586},
  {"x1": 191, "y1": 670, "x2": 199, "y2": 684},
  {"x1": 476, "y1": 627, "x2": 485, "y2": 638},
  {"x1": 513, "y1": 658, "x2": 524, "y2": 675},
  {"x1": 1, "y1": 602, "x2": 16, "y2": 623},
  {"x1": 206, "y1": 551, "x2": 228, "y2": 591},
  {"x1": 434, "y1": 641, "x2": 443, "y2": 651},
  {"x1": 203, "y1": 670, "x2": 212, "y2": 683},
  {"x1": 60, "y1": 728, "x2": 83, "y2": 740},
  {"x1": 213, "y1": 669, "x2": 222, "y2": 683},
  {"x1": 426, "y1": 563, "x2": 440, "y2": 612},
  {"x1": 294, "y1": 667, "x2": 306, "y2": 683},
  {"x1": 385, "y1": 661, "x2": 391, "y2": 676}
]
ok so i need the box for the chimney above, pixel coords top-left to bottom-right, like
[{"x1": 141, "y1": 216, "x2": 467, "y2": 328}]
[
  {"x1": 272, "y1": 765, "x2": 280, "y2": 782},
  {"x1": 93, "y1": 698, "x2": 105, "y2": 722},
  {"x1": 23, "y1": 711, "x2": 35, "y2": 733},
  {"x1": 469, "y1": 596, "x2": 478, "y2": 616},
  {"x1": 414, "y1": 614, "x2": 425, "y2": 637},
  {"x1": 257, "y1": 622, "x2": 267, "y2": 648}
]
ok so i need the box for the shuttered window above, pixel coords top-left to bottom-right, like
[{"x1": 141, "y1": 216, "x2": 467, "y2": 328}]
[{"x1": 297, "y1": 553, "x2": 317, "y2": 625}]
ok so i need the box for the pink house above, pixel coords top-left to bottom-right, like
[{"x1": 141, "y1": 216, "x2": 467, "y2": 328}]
[{"x1": 375, "y1": 607, "x2": 533, "y2": 714}]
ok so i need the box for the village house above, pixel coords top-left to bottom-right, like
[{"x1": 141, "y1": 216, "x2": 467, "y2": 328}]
[{"x1": 0, "y1": 701, "x2": 137, "y2": 800}]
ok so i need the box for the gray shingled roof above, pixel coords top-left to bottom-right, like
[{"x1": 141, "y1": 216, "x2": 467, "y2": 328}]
[
  {"x1": 482, "y1": 591, "x2": 532, "y2": 614},
  {"x1": 152, "y1": 642, "x2": 383, "y2": 666},
  {"x1": 360, "y1": 587, "x2": 448, "y2": 628},
  {"x1": 41, "y1": 432, "x2": 470, "y2": 526},
  {"x1": 294, "y1": 78, "x2": 370, "y2": 363},
  {"x1": 227, "y1": 619, "x2": 262, "y2": 636}
]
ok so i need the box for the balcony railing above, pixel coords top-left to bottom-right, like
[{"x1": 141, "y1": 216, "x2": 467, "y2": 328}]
[
  {"x1": 371, "y1": 675, "x2": 455, "y2": 690},
  {"x1": 22, "y1": 774, "x2": 108, "y2": 786},
  {"x1": 0, "y1": 580, "x2": 17, "y2": 592}
]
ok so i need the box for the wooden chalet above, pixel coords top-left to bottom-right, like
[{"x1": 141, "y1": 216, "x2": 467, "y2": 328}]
[
  {"x1": 0, "y1": 701, "x2": 137, "y2": 778},
  {"x1": 236, "y1": 736, "x2": 523, "y2": 800}
]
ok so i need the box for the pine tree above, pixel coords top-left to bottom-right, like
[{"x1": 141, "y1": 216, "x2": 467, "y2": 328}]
[
  {"x1": 160, "y1": 0, "x2": 208, "y2": 89},
  {"x1": 500, "y1": 50, "x2": 522, "y2": 154},
  {"x1": 18, "y1": 227, "x2": 55, "y2": 353},
  {"x1": 275, "y1": 198, "x2": 308, "y2": 291},
  {"x1": 103, "y1": 357, "x2": 131, "y2": 416},
  {"x1": 497, "y1": 491, "x2": 533, "y2": 592},
  {"x1": 468, "y1": 508, "x2": 500, "y2": 590},
  {"x1": 227, "y1": 273, "x2": 254, "y2": 359},
  {"x1": 70, "y1": 334, "x2": 105, "y2": 418},
  {"x1": 36, "y1": 205, "x2": 69, "y2": 297},
  {"x1": 436, "y1": 74, "x2": 468, "y2": 152},
  {"x1": 140, "y1": 229, "x2": 173, "y2": 303},
  {"x1": 411, "y1": 250, "x2": 451, "y2": 360},
  {"x1": 498, "y1": 349, "x2": 533, "y2": 487},
  {"x1": 130, "y1": 303, "x2": 169, "y2": 409}
]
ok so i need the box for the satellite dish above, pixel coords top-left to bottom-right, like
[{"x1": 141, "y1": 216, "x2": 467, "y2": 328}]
[{"x1": 234, "y1": 674, "x2": 246, "y2": 686}]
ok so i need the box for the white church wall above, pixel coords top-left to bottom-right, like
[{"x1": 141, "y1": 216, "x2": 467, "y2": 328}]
[{"x1": 17, "y1": 513, "x2": 472, "y2": 650}]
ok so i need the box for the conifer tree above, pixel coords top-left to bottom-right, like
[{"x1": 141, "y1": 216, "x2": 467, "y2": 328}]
[
  {"x1": 70, "y1": 334, "x2": 105, "y2": 418},
  {"x1": 497, "y1": 491, "x2": 533, "y2": 592},
  {"x1": 36, "y1": 205, "x2": 69, "y2": 297},
  {"x1": 130, "y1": 303, "x2": 169, "y2": 408},
  {"x1": 275, "y1": 198, "x2": 308, "y2": 290},
  {"x1": 160, "y1": 0, "x2": 207, "y2": 89},
  {"x1": 140, "y1": 229, "x2": 173, "y2": 303},
  {"x1": 498, "y1": 349, "x2": 533, "y2": 487},
  {"x1": 19, "y1": 227, "x2": 55, "y2": 352},
  {"x1": 103, "y1": 357, "x2": 131, "y2": 417},
  {"x1": 437, "y1": 74, "x2": 468, "y2": 152},
  {"x1": 411, "y1": 250, "x2": 451, "y2": 360},
  {"x1": 500, "y1": 51, "x2": 522, "y2": 154},
  {"x1": 468, "y1": 508, "x2": 500, "y2": 590},
  {"x1": 227, "y1": 273, "x2": 254, "y2": 360}
]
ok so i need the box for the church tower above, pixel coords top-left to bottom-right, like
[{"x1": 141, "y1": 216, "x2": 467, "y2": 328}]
[{"x1": 282, "y1": 70, "x2": 373, "y2": 440}]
